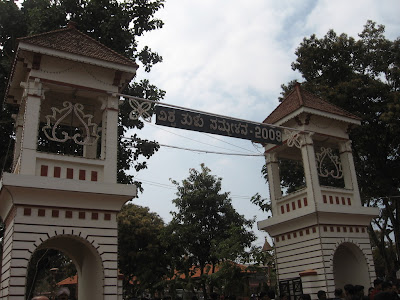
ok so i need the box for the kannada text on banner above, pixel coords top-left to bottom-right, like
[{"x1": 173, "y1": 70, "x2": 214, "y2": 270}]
[{"x1": 155, "y1": 105, "x2": 282, "y2": 145}]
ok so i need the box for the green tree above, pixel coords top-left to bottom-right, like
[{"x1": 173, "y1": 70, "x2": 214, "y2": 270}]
[
  {"x1": 166, "y1": 164, "x2": 256, "y2": 299},
  {"x1": 0, "y1": 0, "x2": 165, "y2": 186},
  {"x1": 263, "y1": 21, "x2": 400, "y2": 277},
  {"x1": 117, "y1": 203, "x2": 169, "y2": 299},
  {"x1": 25, "y1": 249, "x2": 77, "y2": 300}
]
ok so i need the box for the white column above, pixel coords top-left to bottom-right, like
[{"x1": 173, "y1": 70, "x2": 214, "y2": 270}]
[
  {"x1": 339, "y1": 140, "x2": 362, "y2": 205},
  {"x1": 102, "y1": 95, "x2": 119, "y2": 183},
  {"x1": 300, "y1": 133, "x2": 322, "y2": 204},
  {"x1": 265, "y1": 152, "x2": 281, "y2": 216},
  {"x1": 19, "y1": 79, "x2": 43, "y2": 175},
  {"x1": 12, "y1": 107, "x2": 25, "y2": 172}
]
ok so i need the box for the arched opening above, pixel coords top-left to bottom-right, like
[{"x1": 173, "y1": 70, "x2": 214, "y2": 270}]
[
  {"x1": 26, "y1": 235, "x2": 104, "y2": 300},
  {"x1": 26, "y1": 248, "x2": 77, "y2": 299},
  {"x1": 333, "y1": 242, "x2": 370, "y2": 290}
]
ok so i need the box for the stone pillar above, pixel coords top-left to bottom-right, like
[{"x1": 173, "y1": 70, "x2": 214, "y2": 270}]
[
  {"x1": 339, "y1": 140, "x2": 362, "y2": 205},
  {"x1": 265, "y1": 152, "x2": 281, "y2": 216},
  {"x1": 102, "y1": 95, "x2": 119, "y2": 183},
  {"x1": 18, "y1": 79, "x2": 43, "y2": 175},
  {"x1": 12, "y1": 110, "x2": 25, "y2": 172},
  {"x1": 300, "y1": 133, "x2": 322, "y2": 204}
]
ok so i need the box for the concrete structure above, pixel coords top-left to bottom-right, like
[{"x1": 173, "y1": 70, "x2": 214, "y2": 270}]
[
  {"x1": 257, "y1": 83, "x2": 379, "y2": 299},
  {"x1": 0, "y1": 24, "x2": 137, "y2": 299}
]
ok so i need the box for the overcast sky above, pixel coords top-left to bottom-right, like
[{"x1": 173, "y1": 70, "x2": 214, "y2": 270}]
[{"x1": 129, "y1": 0, "x2": 400, "y2": 248}]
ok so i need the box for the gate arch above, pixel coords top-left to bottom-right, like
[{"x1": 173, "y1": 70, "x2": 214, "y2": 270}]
[
  {"x1": 332, "y1": 242, "x2": 371, "y2": 290},
  {"x1": 27, "y1": 234, "x2": 104, "y2": 300}
]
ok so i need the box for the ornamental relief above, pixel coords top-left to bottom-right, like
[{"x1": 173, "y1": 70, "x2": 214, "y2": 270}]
[
  {"x1": 42, "y1": 101, "x2": 100, "y2": 146},
  {"x1": 128, "y1": 98, "x2": 153, "y2": 122},
  {"x1": 284, "y1": 129, "x2": 303, "y2": 148},
  {"x1": 315, "y1": 147, "x2": 343, "y2": 179}
]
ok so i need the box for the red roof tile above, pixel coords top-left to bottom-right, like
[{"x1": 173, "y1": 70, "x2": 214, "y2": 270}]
[
  {"x1": 18, "y1": 23, "x2": 138, "y2": 68},
  {"x1": 264, "y1": 83, "x2": 361, "y2": 124},
  {"x1": 57, "y1": 275, "x2": 77, "y2": 286},
  {"x1": 175, "y1": 262, "x2": 251, "y2": 280}
]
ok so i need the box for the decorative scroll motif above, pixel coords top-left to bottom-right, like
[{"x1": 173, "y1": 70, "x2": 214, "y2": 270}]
[
  {"x1": 284, "y1": 129, "x2": 302, "y2": 148},
  {"x1": 42, "y1": 101, "x2": 100, "y2": 146},
  {"x1": 316, "y1": 147, "x2": 343, "y2": 179},
  {"x1": 129, "y1": 99, "x2": 153, "y2": 122}
]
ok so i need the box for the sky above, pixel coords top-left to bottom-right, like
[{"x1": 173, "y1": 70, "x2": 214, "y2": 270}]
[{"x1": 129, "y1": 0, "x2": 400, "y2": 248}]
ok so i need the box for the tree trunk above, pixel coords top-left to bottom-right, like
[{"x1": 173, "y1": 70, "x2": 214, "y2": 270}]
[
  {"x1": 200, "y1": 264, "x2": 208, "y2": 300},
  {"x1": 383, "y1": 197, "x2": 400, "y2": 275},
  {"x1": 369, "y1": 223, "x2": 391, "y2": 277}
]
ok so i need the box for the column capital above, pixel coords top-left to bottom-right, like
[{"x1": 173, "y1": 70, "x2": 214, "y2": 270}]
[
  {"x1": 265, "y1": 152, "x2": 278, "y2": 164},
  {"x1": 300, "y1": 132, "x2": 314, "y2": 147},
  {"x1": 21, "y1": 77, "x2": 45, "y2": 100},
  {"x1": 339, "y1": 140, "x2": 353, "y2": 153}
]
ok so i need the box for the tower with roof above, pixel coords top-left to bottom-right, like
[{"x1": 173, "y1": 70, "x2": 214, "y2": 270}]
[
  {"x1": 257, "y1": 83, "x2": 378, "y2": 299},
  {"x1": 0, "y1": 23, "x2": 137, "y2": 299}
]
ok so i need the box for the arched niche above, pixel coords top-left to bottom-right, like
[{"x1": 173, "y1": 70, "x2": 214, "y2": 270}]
[
  {"x1": 333, "y1": 242, "x2": 370, "y2": 290},
  {"x1": 26, "y1": 235, "x2": 104, "y2": 300}
]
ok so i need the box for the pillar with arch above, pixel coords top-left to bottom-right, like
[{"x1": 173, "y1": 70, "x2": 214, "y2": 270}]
[
  {"x1": 0, "y1": 24, "x2": 137, "y2": 299},
  {"x1": 257, "y1": 83, "x2": 379, "y2": 299}
]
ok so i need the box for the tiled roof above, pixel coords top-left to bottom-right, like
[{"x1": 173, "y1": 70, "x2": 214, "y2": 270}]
[
  {"x1": 264, "y1": 83, "x2": 361, "y2": 124},
  {"x1": 57, "y1": 275, "x2": 77, "y2": 286},
  {"x1": 18, "y1": 23, "x2": 138, "y2": 68}
]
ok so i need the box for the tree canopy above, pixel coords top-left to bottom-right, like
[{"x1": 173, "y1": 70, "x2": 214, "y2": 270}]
[
  {"x1": 271, "y1": 20, "x2": 400, "y2": 278},
  {"x1": 0, "y1": 0, "x2": 165, "y2": 187},
  {"x1": 166, "y1": 164, "x2": 256, "y2": 299},
  {"x1": 118, "y1": 203, "x2": 168, "y2": 298}
]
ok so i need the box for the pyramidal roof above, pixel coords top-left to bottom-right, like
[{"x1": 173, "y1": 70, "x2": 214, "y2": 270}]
[
  {"x1": 263, "y1": 83, "x2": 361, "y2": 124},
  {"x1": 18, "y1": 22, "x2": 138, "y2": 68}
]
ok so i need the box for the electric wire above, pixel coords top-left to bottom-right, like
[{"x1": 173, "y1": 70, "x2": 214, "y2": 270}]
[
  {"x1": 158, "y1": 143, "x2": 264, "y2": 156},
  {"x1": 136, "y1": 177, "x2": 262, "y2": 200},
  {"x1": 135, "y1": 178, "x2": 268, "y2": 200},
  {"x1": 138, "y1": 122, "x2": 258, "y2": 155},
  {"x1": 198, "y1": 131, "x2": 257, "y2": 153},
  {"x1": 127, "y1": 143, "x2": 264, "y2": 156}
]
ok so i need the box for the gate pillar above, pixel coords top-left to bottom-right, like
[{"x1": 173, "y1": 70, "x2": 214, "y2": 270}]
[
  {"x1": 258, "y1": 83, "x2": 379, "y2": 299},
  {"x1": 0, "y1": 24, "x2": 138, "y2": 299}
]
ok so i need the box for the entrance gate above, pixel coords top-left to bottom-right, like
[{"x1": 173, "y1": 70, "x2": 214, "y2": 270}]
[
  {"x1": 279, "y1": 278, "x2": 303, "y2": 300},
  {"x1": 0, "y1": 25, "x2": 378, "y2": 300}
]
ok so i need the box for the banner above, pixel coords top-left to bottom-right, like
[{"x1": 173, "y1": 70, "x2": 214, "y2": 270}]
[{"x1": 155, "y1": 105, "x2": 282, "y2": 145}]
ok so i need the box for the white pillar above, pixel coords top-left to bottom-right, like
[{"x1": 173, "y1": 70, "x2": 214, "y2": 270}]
[
  {"x1": 102, "y1": 95, "x2": 119, "y2": 183},
  {"x1": 339, "y1": 140, "x2": 362, "y2": 205},
  {"x1": 265, "y1": 152, "x2": 281, "y2": 216},
  {"x1": 12, "y1": 109, "x2": 25, "y2": 172},
  {"x1": 19, "y1": 79, "x2": 43, "y2": 175},
  {"x1": 300, "y1": 133, "x2": 322, "y2": 204}
]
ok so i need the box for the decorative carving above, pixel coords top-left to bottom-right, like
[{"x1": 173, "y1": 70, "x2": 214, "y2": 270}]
[
  {"x1": 304, "y1": 114, "x2": 311, "y2": 125},
  {"x1": 284, "y1": 129, "x2": 302, "y2": 148},
  {"x1": 128, "y1": 99, "x2": 153, "y2": 122},
  {"x1": 316, "y1": 147, "x2": 343, "y2": 179},
  {"x1": 265, "y1": 152, "x2": 278, "y2": 164},
  {"x1": 42, "y1": 101, "x2": 100, "y2": 146},
  {"x1": 339, "y1": 140, "x2": 353, "y2": 153},
  {"x1": 294, "y1": 114, "x2": 311, "y2": 126}
]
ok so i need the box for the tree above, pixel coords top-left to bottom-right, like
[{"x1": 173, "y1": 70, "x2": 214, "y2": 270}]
[
  {"x1": 0, "y1": 0, "x2": 165, "y2": 185},
  {"x1": 118, "y1": 203, "x2": 169, "y2": 298},
  {"x1": 264, "y1": 21, "x2": 400, "y2": 277},
  {"x1": 166, "y1": 164, "x2": 256, "y2": 299},
  {"x1": 25, "y1": 249, "x2": 77, "y2": 300}
]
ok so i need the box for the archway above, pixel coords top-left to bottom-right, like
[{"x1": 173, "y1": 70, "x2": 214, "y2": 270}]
[
  {"x1": 26, "y1": 235, "x2": 104, "y2": 300},
  {"x1": 333, "y1": 242, "x2": 370, "y2": 290}
]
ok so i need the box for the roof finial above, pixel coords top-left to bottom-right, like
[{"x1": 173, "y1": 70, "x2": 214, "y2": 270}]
[
  {"x1": 67, "y1": 21, "x2": 77, "y2": 29},
  {"x1": 295, "y1": 81, "x2": 304, "y2": 105}
]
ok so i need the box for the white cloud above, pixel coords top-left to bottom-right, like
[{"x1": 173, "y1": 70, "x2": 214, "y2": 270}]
[
  {"x1": 132, "y1": 0, "x2": 400, "y2": 247},
  {"x1": 304, "y1": 0, "x2": 400, "y2": 39}
]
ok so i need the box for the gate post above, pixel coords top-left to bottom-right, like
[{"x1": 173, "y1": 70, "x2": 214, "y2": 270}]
[
  {"x1": 258, "y1": 83, "x2": 378, "y2": 299},
  {"x1": 1, "y1": 24, "x2": 138, "y2": 299}
]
